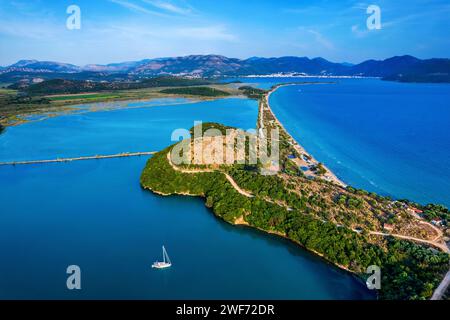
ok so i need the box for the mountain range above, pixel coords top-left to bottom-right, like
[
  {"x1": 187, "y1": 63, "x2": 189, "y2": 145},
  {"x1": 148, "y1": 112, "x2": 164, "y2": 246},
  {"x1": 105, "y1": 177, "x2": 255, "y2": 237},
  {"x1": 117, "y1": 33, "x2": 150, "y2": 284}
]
[{"x1": 1, "y1": 55, "x2": 449, "y2": 83}]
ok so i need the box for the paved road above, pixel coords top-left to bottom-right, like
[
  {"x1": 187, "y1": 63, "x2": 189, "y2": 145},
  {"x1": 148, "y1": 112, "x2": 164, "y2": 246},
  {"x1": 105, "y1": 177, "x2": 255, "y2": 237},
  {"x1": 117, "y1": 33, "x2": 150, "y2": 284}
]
[
  {"x1": 431, "y1": 269, "x2": 450, "y2": 300},
  {"x1": 369, "y1": 231, "x2": 449, "y2": 253}
]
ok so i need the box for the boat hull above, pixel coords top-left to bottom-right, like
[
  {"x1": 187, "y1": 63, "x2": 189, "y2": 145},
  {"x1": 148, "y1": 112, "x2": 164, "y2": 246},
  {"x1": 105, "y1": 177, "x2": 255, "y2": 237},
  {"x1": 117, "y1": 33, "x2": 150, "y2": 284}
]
[{"x1": 152, "y1": 262, "x2": 172, "y2": 269}]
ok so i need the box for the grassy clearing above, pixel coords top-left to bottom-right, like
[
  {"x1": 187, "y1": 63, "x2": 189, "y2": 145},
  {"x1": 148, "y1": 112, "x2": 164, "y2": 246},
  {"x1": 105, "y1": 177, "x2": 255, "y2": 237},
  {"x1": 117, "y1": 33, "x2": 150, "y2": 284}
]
[
  {"x1": 160, "y1": 86, "x2": 231, "y2": 97},
  {"x1": 48, "y1": 93, "x2": 121, "y2": 101},
  {"x1": 0, "y1": 88, "x2": 17, "y2": 95}
]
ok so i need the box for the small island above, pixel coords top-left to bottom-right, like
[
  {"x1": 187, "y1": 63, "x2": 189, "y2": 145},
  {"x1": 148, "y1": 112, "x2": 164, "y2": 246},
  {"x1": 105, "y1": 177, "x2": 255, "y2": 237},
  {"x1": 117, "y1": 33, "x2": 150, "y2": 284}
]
[{"x1": 159, "y1": 86, "x2": 231, "y2": 97}]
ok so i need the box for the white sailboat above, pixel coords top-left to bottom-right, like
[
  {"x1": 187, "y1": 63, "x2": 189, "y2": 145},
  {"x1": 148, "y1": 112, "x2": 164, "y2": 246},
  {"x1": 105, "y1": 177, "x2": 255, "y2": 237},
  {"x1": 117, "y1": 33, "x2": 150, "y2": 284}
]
[{"x1": 152, "y1": 246, "x2": 172, "y2": 269}]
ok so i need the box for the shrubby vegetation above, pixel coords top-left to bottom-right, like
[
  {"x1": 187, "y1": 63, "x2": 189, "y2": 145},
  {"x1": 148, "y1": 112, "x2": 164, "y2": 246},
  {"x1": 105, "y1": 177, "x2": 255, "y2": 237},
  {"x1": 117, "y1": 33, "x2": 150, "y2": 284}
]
[
  {"x1": 393, "y1": 200, "x2": 449, "y2": 225},
  {"x1": 238, "y1": 86, "x2": 267, "y2": 99},
  {"x1": 189, "y1": 122, "x2": 235, "y2": 136},
  {"x1": 141, "y1": 141, "x2": 450, "y2": 300},
  {"x1": 379, "y1": 239, "x2": 449, "y2": 300},
  {"x1": 311, "y1": 163, "x2": 327, "y2": 175},
  {"x1": 421, "y1": 204, "x2": 449, "y2": 224},
  {"x1": 0, "y1": 77, "x2": 231, "y2": 125},
  {"x1": 335, "y1": 194, "x2": 364, "y2": 209},
  {"x1": 347, "y1": 186, "x2": 391, "y2": 203},
  {"x1": 227, "y1": 167, "x2": 307, "y2": 210},
  {"x1": 12, "y1": 76, "x2": 214, "y2": 96},
  {"x1": 160, "y1": 87, "x2": 230, "y2": 97},
  {"x1": 140, "y1": 77, "x2": 213, "y2": 87},
  {"x1": 0, "y1": 92, "x2": 51, "y2": 122}
]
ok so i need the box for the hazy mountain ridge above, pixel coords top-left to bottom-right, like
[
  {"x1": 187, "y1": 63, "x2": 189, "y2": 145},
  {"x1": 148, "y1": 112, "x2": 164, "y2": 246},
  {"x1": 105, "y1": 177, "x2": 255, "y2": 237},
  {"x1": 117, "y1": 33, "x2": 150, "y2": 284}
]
[
  {"x1": 8, "y1": 60, "x2": 82, "y2": 73},
  {"x1": 1, "y1": 55, "x2": 449, "y2": 82}
]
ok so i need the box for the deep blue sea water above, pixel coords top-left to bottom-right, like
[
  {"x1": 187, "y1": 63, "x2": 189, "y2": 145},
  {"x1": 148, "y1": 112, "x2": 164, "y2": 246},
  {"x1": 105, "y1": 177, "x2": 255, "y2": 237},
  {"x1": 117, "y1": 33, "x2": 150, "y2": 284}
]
[
  {"x1": 0, "y1": 97, "x2": 372, "y2": 299},
  {"x1": 229, "y1": 77, "x2": 450, "y2": 206}
]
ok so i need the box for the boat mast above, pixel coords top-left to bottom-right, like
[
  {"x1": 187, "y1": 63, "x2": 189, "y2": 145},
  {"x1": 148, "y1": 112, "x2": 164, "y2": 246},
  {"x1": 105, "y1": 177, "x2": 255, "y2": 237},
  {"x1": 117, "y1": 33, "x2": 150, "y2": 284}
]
[
  {"x1": 162, "y1": 246, "x2": 166, "y2": 263},
  {"x1": 162, "y1": 246, "x2": 171, "y2": 264}
]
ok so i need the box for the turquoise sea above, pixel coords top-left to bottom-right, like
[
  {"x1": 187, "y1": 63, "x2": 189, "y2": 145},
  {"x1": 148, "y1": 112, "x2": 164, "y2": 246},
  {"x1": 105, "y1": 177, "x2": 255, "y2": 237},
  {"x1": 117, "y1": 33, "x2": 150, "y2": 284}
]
[
  {"x1": 228, "y1": 77, "x2": 450, "y2": 206},
  {"x1": 266, "y1": 78, "x2": 450, "y2": 207},
  {"x1": 0, "y1": 97, "x2": 372, "y2": 299}
]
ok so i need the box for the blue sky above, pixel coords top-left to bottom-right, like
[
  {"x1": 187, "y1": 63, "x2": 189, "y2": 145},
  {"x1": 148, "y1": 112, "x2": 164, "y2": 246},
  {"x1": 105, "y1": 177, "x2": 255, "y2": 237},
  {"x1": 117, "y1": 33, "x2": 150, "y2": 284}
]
[{"x1": 0, "y1": 0, "x2": 449, "y2": 66}]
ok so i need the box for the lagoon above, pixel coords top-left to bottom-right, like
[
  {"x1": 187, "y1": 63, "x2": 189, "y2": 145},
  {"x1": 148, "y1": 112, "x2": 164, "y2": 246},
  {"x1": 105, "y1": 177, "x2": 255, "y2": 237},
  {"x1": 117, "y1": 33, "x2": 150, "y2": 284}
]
[{"x1": 0, "y1": 97, "x2": 372, "y2": 299}]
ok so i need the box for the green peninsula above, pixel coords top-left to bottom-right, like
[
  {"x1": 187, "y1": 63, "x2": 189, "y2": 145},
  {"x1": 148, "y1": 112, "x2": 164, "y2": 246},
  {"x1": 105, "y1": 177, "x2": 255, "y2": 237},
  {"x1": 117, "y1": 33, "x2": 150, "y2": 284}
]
[
  {"x1": 141, "y1": 126, "x2": 449, "y2": 300},
  {"x1": 140, "y1": 83, "x2": 450, "y2": 300}
]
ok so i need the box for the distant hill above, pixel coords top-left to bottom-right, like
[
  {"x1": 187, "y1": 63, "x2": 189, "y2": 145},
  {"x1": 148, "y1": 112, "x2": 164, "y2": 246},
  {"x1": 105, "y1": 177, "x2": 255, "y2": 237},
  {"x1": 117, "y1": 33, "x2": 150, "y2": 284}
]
[
  {"x1": 83, "y1": 59, "x2": 154, "y2": 73},
  {"x1": 131, "y1": 55, "x2": 245, "y2": 77},
  {"x1": 241, "y1": 56, "x2": 350, "y2": 75},
  {"x1": 80, "y1": 55, "x2": 351, "y2": 76},
  {"x1": 348, "y1": 55, "x2": 421, "y2": 77},
  {"x1": 345, "y1": 55, "x2": 450, "y2": 79},
  {"x1": 6, "y1": 60, "x2": 81, "y2": 73},
  {"x1": 0, "y1": 70, "x2": 133, "y2": 84},
  {"x1": 381, "y1": 58, "x2": 450, "y2": 82},
  {"x1": 2, "y1": 55, "x2": 450, "y2": 83}
]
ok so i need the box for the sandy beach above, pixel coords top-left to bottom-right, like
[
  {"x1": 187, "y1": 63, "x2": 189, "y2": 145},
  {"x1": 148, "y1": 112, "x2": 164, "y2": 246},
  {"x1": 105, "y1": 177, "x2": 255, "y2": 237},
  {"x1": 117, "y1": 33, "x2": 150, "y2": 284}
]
[{"x1": 263, "y1": 84, "x2": 347, "y2": 188}]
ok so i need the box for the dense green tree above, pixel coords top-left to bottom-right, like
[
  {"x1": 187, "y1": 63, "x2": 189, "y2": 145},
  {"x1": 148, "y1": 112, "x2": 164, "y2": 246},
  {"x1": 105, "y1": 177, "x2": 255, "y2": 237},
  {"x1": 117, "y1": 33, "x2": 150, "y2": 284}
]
[{"x1": 140, "y1": 132, "x2": 450, "y2": 301}]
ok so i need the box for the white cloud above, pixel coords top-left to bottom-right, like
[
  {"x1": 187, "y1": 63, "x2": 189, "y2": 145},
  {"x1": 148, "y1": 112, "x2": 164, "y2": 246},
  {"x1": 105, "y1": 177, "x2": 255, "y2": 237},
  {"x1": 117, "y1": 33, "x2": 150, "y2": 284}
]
[
  {"x1": 295, "y1": 27, "x2": 335, "y2": 50},
  {"x1": 108, "y1": 0, "x2": 167, "y2": 16},
  {"x1": 142, "y1": 0, "x2": 193, "y2": 15},
  {"x1": 351, "y1": 24, "x2": 369, "y2": 38},
  {"x1": 306, "y1": 29, "x2": 334, "y2": 50},
  {"x1": 91, "y1": 23, "x2": 237, "y2": 42}
]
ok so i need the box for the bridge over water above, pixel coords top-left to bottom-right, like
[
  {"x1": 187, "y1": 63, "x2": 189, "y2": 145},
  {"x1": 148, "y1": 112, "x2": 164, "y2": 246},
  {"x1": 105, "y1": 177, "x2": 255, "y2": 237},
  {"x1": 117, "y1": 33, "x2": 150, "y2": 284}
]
[{"x1": 0, "y1": 152, "x2": 156, "y2": 166}]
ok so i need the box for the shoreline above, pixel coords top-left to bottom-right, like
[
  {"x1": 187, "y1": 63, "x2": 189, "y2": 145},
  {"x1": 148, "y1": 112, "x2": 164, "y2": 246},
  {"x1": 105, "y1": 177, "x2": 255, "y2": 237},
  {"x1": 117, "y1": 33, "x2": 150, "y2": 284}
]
[
  {"x1": 145, "y1": 152, "x2": 375, "y2": 296},
  {"x1": 263, "y1": 83, "x2": 347, "y2": 188},
  {"x1": 145, "y1": 177, "x2": 372, "y2": 294},
  {"x1": 143, "y1": 144, "x2": 450, "y2": 300},
  {"x1": 263, "y1": 83, "x2": 450, "y2": 299},
  {"x1": 145, "y1": 154, "x2": 366, "y2": 284},
  {"x1": 1, "y1": 94, "x2": 248, "y2": 129},
  {"x1": 240, "y1": 75, "x2": 379, "y2": 79}
]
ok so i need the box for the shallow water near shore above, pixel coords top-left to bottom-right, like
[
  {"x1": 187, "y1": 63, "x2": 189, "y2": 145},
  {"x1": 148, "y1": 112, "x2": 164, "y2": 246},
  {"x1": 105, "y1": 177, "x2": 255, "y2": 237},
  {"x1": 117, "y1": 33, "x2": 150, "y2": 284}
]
[{"x1": 0, "y1": 97, "x2": 373, "y2": 299}]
